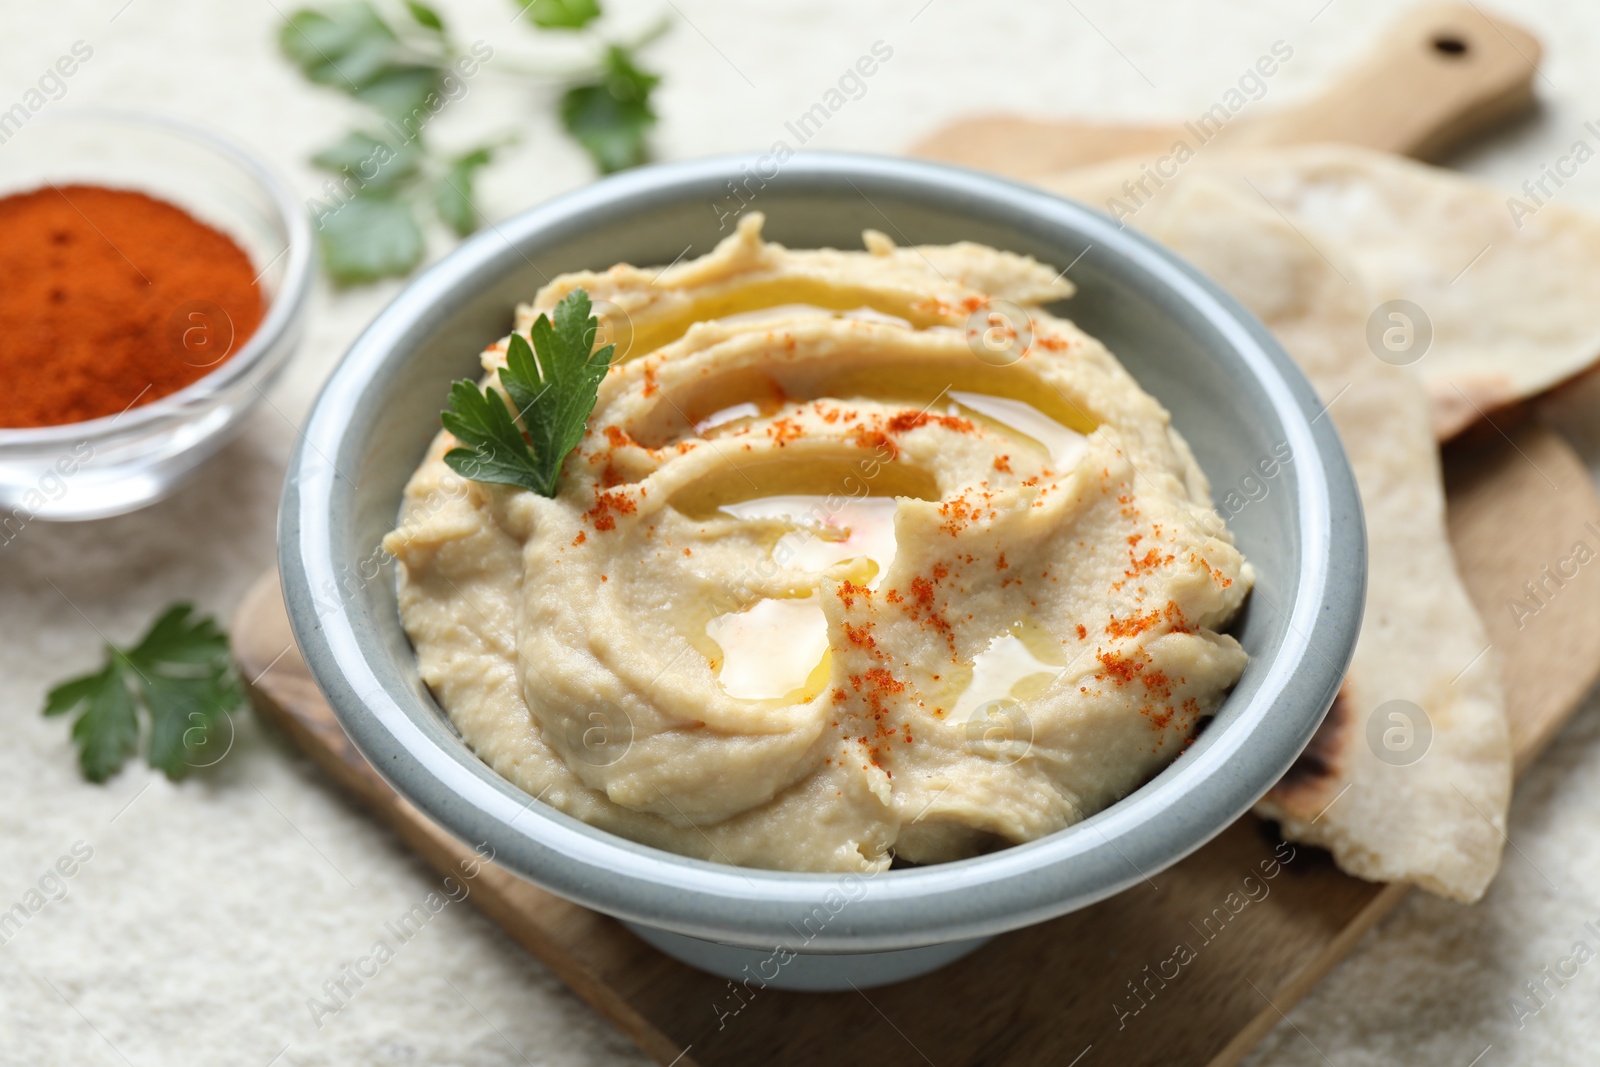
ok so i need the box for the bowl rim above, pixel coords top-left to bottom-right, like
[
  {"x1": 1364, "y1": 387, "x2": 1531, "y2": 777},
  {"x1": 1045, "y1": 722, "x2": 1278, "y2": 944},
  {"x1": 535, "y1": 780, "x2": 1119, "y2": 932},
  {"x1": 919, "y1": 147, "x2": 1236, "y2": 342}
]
[
  {"x1": 0, "y1": 107, "x2": 314, "y2": 445},
  {"x1": 281, "y1": 151, "x2": 1365, "y2": 952}
]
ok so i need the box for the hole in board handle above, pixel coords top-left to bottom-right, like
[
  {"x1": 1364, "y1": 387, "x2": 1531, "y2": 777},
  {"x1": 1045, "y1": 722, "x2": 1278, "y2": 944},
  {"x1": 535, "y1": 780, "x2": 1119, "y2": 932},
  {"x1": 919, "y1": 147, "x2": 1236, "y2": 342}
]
[{"x1": 1431, "y1": 34, "x2": 1470, "y2": 57}]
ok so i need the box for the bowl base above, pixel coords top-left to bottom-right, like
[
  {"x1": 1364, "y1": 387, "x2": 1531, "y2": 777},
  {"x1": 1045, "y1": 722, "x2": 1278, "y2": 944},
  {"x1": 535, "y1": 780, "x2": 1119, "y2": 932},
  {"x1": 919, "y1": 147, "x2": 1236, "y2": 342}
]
[{"x1": 621, "y1": 922, "x2": 990, "y2": 991}]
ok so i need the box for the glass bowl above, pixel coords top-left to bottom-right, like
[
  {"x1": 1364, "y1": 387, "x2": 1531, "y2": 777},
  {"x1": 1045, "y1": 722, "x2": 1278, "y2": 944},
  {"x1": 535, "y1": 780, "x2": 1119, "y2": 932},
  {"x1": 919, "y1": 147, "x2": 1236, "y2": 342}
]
[{"x1": 0, "y1": 109, "x2": 312, "y2": 522}]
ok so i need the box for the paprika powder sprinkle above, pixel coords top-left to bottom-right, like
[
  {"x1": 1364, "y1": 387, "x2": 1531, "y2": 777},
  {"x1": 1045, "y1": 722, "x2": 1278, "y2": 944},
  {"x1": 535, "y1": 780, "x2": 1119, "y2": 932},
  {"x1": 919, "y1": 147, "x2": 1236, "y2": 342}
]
[{"x1": 0, "y1": 184, "x2": 264, "y2": 429}]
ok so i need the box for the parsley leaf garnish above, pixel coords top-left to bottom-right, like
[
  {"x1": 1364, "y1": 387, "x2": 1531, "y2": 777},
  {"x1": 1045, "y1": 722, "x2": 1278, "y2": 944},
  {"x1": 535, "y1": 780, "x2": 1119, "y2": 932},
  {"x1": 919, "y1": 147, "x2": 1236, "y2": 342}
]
[
  {"x1": 434, "y1": 145, "x2": 497, "y2": 237},
  {"x1": 44, "y1": 604, "x2": 243, "y2": 783},
  {"x1": 404, "y1": 0, "x2": 446, "y2": 32},
  {"x1": 311, "y1": 130, "x2": 425, "y2": 194},
  {"x1": 561, "y1": 44, "x2": 661, "y2": 173},
  {"x1": 521, "y1": 0, "x2": 602, "y2": 29},
  {"x1": 441, "y1": 288, "x2": 614, "y2": 497},
  {"x1": 317, "y1": 194, "x2": 427, "y2": 282},
  {"x1": 281, "y1": 0, "x2": 667, "y2": 283},
  {"x1": 279, "y1": 2, "x2": 443, "y2": 122}
]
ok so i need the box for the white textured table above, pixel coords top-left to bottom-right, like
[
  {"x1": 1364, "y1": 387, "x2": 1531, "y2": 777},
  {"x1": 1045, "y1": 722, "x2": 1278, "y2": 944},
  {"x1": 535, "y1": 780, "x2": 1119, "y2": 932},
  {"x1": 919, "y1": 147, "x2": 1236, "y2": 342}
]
[{"x1": 3, "y1": 2, "x2": 1599, "y2": 1064}]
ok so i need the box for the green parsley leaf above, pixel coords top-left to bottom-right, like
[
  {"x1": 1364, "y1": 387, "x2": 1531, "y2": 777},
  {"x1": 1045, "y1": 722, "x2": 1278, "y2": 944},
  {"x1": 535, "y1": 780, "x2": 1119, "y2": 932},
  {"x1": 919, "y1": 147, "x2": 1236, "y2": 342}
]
[
  {"x1": 442, "y1": 288, "x2": 614, "y2": 496},
  {"x1": 43, "y1": 604, "x2": 243, "y2": 783},
  {"x1": 280, "y1": 2, "x2": 399, "y2": 89},
  {"x1": 47, "y1": 664, "x2": 137, "y2": 784},
  {"x1": 355, "y1": 65, "x2": 443, "y2": 122},
  {"x1": 281, "y1": 0, "x2": 671, "y2": 287},
  {"x1": 311, "y1": 131, "x2": 424, "y2": 195},
  {"x1": 434, "y1": 145, "x2": 496, "y2": 237},
  {"x1": 519, "y1": 0, "x2": 602, "y2": 30},
  {"x1": 440, "y1": 379, "x2": 549, "y2": 488},
  {"x1": 560, "y1": 45, "x2": 660, "y2": 173},
  {"x1": 280, "y1": 2, "x2": 442, "y2": 120},
  {"x1": 405, "y1": 0, "x2": 446, "y2": 32},
  {"x1": 316, "y1": 194, "x2": 426, "y2": 284},
  {"x1": 508, "y1": 289, "x2": 615, "y2": 482}
]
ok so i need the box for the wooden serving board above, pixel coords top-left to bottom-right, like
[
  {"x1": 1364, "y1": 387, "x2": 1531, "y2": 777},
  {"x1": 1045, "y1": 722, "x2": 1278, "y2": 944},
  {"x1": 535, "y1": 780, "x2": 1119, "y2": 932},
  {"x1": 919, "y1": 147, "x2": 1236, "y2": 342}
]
[
  {"x1": 910, "y1": 3, "x2": 1543, "y2": 178},
  {"x1": 237, "y1": 422, "x2": 1600, "y2": 1067}
]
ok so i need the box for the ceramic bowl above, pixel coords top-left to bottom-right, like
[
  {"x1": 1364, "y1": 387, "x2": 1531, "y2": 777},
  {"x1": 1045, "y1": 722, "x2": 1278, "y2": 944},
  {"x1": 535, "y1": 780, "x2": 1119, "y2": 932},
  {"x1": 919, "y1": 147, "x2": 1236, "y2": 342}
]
[{"x1": 279, "y1": 153, "x2": 1365, "y2": 991}]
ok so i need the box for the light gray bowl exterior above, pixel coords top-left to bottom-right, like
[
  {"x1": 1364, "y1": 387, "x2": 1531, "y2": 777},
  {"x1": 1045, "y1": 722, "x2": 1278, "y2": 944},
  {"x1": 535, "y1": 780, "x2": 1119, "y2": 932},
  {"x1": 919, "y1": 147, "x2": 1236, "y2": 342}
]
[{"x1": 280, "y1": 152, "x2": 1365, "y2": 955}]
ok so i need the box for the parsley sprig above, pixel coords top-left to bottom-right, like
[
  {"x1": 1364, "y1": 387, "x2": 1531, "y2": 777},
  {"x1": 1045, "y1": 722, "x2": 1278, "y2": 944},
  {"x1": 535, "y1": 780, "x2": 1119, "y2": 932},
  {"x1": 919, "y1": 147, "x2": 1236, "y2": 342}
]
[
  {"x1": 561, "y1": 44, "x2": 662, "y2": 173},
  {"x1": 281, "y1": 0, "x2": 449, "y2": 123},
  {"x1": 279, "y1": 0, "x2": 667, "y2": 284},
  {"x1": 442, "y1": 288, "x2": 613, "y2": 496},
  {"x1": 44, "y1": 604, "x2": 243, "y2": 783}
]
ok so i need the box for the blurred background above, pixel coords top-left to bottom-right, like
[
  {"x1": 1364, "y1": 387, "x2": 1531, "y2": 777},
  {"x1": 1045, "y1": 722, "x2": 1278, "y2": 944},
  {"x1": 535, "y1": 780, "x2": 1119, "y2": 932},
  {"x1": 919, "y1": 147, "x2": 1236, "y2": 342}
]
[{"x1": 5, "y1": 1, "x2": 1600, "y2": 1064}]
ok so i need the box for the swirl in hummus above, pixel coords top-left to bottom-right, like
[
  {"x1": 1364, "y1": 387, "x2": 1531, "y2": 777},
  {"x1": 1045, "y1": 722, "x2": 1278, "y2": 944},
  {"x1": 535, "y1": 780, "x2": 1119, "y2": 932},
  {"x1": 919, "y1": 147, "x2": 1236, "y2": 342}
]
[{"x1": 384, "y1": 214, "x2": 1253, "y2": 873}]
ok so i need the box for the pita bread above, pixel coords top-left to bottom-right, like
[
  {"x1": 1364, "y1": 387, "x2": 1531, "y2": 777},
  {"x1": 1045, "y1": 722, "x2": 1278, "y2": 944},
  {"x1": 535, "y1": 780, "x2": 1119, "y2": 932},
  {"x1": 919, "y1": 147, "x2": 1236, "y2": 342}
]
[
  {"x1": 1047, "y1": 145, "x2": 1600, "y2": 440},
  {"x1": 1051, "y1": 167, "x2": 1513, "y2": 901}
]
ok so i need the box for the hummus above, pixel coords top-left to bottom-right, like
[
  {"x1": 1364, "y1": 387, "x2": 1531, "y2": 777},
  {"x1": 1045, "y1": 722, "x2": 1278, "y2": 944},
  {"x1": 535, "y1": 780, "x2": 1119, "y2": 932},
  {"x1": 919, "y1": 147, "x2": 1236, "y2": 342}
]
[{"x1": 384, "y1": 214, "x2": 1252, "y2": 873}]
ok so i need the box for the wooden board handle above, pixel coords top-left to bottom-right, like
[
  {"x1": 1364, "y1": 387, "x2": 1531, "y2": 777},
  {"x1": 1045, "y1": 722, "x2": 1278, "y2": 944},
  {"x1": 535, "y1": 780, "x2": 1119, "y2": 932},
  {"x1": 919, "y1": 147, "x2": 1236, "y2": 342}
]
[
  {"x1": 906, "y1": 2, "x2": 1541, "y2": 176},
  {"x1": 1245, "y1": 2, "x2": 1542, "y2": 159}
]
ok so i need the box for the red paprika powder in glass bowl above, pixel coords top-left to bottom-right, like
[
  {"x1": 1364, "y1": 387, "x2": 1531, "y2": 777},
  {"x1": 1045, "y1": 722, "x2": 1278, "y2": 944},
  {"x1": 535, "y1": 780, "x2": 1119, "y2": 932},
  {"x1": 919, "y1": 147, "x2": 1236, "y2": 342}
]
[{"x1": 0, "y1": 110, "x2": 312, "y2": 522}]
